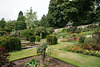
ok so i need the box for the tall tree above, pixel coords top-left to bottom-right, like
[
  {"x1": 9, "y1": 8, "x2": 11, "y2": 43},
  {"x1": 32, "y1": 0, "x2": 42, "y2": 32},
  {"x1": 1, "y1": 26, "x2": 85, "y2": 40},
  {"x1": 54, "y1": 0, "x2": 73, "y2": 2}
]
[
  {"x1": 25, "y1": 7, "x2": 37, "y2": 29},
  {"x1": 47, "y1": 0, "x2": 67, "y2": 28},
  {"x1": 0, "y1": 18, "x2": 6, "y2": 28},
  {"x1": 47, "y1": 0, "x2": 94, "y2": 27},
  {"x1": 40, "y1": 15, "x2": 49, "y2": 27},
  {"x1": 18, "y1": 11, "x2": 23, "y2": 16},
  {"x1": 17, "y1": 11, "x2": 26, "y2": 21}
]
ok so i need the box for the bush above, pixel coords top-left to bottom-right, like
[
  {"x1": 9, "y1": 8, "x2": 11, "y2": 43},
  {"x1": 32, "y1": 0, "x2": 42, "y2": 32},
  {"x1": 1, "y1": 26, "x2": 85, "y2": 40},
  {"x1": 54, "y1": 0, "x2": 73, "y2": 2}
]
[
  {"x1": 29, "y1": 36, "x2": 35, "y2": 42},
  {"x1": 21, "y1": 29, "x2": 33, "y2": 38},
  {"x1": 84, "y1": 50, "x2": 89, "y2": 55},
  {"x1": 0, "y1": 47, "x2": 10, "y2": 66},
  {"x1": 0, "y1": 37, "x2": 6, "y2": 46},
  {"x1": 1, "y1": 37, "x2": 21, "y2": 52},
  {"x1": 35, "y1": 36, "x2": 40, "y2": 42},
  {"x1": 89, "y1": 50, "x2": 95, "y2": 55},
  {"x1": 84, "y1": 37, "x2": 97, "y2": 46},
  {"x1": 46, "y1": 35, "x2": 58, "y2": 45},
  {"x1": 79, "y1": 35, "x2": 85, "y2": 43},
  {"x1": 96, "y1": 52, "x2": 100, "y2": 57},
  {"x1": 0, "y1": 31, "x2": 7, "y2": 36}
]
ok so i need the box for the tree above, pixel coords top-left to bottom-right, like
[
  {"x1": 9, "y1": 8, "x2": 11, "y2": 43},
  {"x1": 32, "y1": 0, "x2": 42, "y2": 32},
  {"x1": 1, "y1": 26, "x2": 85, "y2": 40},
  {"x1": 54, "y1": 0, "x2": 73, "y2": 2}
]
[
  {"x1": 96, "y1": 6, "x2": 100, "y2": 22},
  {"x1": 4, "y1": 21, "x2": 15, "y2": 33},
  {"x1": 47, "y1": 0, "x2": 95, "y2": 27},
  {"x1": 17, "y1": 11, "x2": 26, "y2": 21},
  {"x1": 61, "y1": 0, "x2": 94, "y2": 26},
  {"x1": 25, "y1": 7, "x2": 37, "y2": 29},
  {"x1": 47, "y1": 0, "x2": 67, "y2": 28},
  {"x1": 14, "y1": 21, "x2": 26, "y2": 30},
  {"x1": 0, "y1": 18, "x2": 6, "y2": 28},
  {"x1": 40, "y1": 15, "x2": 49, "y2": 27},
  {"x1": 18, "y1": 11, "x2": 23, "y2": 16}
]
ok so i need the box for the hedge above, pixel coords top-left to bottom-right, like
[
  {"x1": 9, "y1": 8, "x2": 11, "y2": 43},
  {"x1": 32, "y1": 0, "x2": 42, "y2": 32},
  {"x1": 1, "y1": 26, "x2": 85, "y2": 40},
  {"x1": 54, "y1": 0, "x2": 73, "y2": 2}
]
[
  {"x1": 29, "y1": 36, "x2": 35, "y2": 42},
  {"x1": 35, "y1": 36, "x2": 40, "y2": 42},
  {"x1": 46, "y1": 35, "x2": 57, "y2": 45},
  {"x1": 1, "y1": 37, "x2": 21, "y2": 52}
]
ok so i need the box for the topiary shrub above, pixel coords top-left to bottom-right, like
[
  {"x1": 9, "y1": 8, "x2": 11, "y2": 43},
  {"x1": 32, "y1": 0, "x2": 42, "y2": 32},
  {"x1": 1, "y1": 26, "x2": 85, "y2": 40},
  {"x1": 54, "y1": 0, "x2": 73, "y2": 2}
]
[
  {"x1": 1, "y1": 37, "x2": 21, "y2": 52},
  {"x1": 35, "y1": 36, "x2": 40, "y2": 42},
  {"x1": 29, "y1": 36, "x2": 35, "y2": 42},
  {"x1": 46, "y1": 35, "x2": 57, "y2": 45}
]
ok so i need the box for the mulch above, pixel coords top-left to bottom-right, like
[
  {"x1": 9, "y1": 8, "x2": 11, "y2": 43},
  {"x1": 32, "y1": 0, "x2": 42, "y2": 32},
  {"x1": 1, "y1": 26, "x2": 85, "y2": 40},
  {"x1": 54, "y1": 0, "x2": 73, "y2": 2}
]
[{"x1": 10, "y1": 55, "x2": 77, "y2": 67}]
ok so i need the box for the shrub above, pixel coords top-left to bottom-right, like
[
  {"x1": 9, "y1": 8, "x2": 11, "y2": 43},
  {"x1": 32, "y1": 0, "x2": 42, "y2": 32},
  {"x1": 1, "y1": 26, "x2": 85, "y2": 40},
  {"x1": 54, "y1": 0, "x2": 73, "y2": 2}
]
[
  {"x1": 96, "y1": 52, "x2": 100, "y2": 57},
  {"x1": 46, "y1": 35, "x2": 57, "y2": 45},
  {"x1": 1, "y1": 37, "x2": 21, "y2": 52},
  {"x1": 0, "y1": 31, "x2": 7, "y2": 36},
  {"x1": 0, "y1": 37, "x2": 6, "y2": 46},
  {"x1": 89, "y1": 50, "x2": 95, "y2": 55},
  {"x1": 29, "y1": 36, "x2": 35, "y2": 42},
  {"x1": 84, "y1": 37, "x2": 97, "y2": 50},
  {"x1": 84, "y1": 50, "x2": 89, "y2": 55},
  {"x1": 21, "y1": 30, "x2": 33, "y2": 40},
  {"x1": 35, "y1": 36, "x2": 40, "y2": 42},
  {"x1": 0, "y1": 47, "x2": 10, "y2": 66},
  {"x1": 79, "y1": 35, "x2": 85, "y2": 43}
]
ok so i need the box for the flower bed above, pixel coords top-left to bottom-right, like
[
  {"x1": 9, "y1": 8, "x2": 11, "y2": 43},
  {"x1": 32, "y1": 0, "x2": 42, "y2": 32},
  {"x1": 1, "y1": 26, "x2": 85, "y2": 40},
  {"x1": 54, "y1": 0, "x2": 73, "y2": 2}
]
[{"x1": 62, "y1": 45, "x2": 100, "y2": 57}]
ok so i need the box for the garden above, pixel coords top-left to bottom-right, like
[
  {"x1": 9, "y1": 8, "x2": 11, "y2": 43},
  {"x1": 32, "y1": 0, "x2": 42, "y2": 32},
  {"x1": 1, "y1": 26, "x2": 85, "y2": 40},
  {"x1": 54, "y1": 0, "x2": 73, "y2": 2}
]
[
  {"x1": 0, "y1": 0, "x2": 100, "y2": 67},
  {"x1": 0, "y1": 23, "x2": 100, "y2": 67}
]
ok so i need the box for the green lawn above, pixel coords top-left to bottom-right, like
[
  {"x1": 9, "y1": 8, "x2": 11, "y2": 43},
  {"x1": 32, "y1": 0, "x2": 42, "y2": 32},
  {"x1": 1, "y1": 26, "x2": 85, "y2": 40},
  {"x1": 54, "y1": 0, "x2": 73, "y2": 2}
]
[
  {"x1": 9, "y1": 48, "x2": 36, "y2": 61},
  {"x1": 49, "y1": 42, "x2": 100, "y2": 67},
  {"x1": 9, "y1": 40, "x2": 100, "y2": 67}
]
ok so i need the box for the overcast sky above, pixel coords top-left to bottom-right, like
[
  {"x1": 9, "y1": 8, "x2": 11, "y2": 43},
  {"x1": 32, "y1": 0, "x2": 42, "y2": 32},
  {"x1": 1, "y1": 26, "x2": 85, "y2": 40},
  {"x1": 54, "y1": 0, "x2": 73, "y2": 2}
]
[{"x1": 0, "y1": 0, "x2": 50, "y2": 21}]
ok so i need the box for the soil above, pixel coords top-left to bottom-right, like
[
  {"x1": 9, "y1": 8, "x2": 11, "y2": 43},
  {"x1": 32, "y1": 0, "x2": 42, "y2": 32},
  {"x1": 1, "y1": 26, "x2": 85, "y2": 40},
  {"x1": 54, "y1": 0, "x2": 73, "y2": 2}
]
[{"x1": 10, "y1": 55, "x2": 77, "y2": 67}]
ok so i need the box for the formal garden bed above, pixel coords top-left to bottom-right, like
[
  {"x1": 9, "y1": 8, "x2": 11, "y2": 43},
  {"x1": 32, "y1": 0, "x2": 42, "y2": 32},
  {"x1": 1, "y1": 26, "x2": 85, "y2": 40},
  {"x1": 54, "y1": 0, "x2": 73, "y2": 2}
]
[{"x1": 11, "y1": 55, "x2": 76, "y2": 67}]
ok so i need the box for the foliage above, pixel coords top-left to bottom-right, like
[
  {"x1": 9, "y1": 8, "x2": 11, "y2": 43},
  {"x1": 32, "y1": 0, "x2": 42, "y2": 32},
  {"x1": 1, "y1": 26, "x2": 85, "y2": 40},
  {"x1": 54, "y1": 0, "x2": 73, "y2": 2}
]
[
  {"x1": 0, "y1": 47, "x2": 10, "y2": 66},
  {"x1": 25, "y1": 7, "x2": 37, "y2": 29},
  {"x1": 14, "y1": 21, "x2": 26, "y2": 30},
  {"x1": 1, "y1": 37, "x2": 21, "y2": 52},
  {"x1": 29, "y1": 36, "x2": 35, "y2": 42},
  {"x1": 4, "y1": 21, "x2": 16, "y2": 33},
  {"x1": 47, "y1": 0, "x2": 95, "y2": 27},
  {"x1": 96, "y1": 6, "x2": 100, "y2": 22},
  {"x1": 0, "y1": 31, "x2": 7, "y2": 36},
  {"x1": 84, "y1": 50, "x2": 89, "y2": 55},
  {"x1": 35, "y1": 36, "x2": 40, "y2": 42},
  {"x1": 79, "y1": 35, "x2": 85, "y2": 43},
  {"x1": 24, "y1": 58, "x2": 40, "y2": 67},
  {"x1": 46, "y1": 35, "x2": 58, "y2": 45},
  {"x1": 92, "y1": 32, "x2": 100, "y2": 43},
  {"x1": 40, "y1": 15, "x2": 49, "y2": 27},
  {"x1": 37, "y1": 43, "x2": 47, "y2": 66},
  {"x1": 21, "y1": 29, "x2": 33, "y2": 37},
  {"x1": 89, "y1": 50, "x2": 95, "y2": 55},
  {"x1": 47, "y1": 0, "x2": 67, "y2": 28},
  {"x1": 0, "y1": 18, "x2": 6, "y2": 28},
  {"x1": 46, "y1": 27, "x2": 54, "y2": 34},
  {"x1": 84, "y1": 37, "x2": 97, "y2": 46}
]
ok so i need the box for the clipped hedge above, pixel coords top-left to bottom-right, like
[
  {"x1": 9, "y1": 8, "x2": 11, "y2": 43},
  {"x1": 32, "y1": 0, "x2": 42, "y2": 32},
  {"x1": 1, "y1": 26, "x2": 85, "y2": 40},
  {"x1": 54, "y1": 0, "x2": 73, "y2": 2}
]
[
  {"x1": 35, "y1": 36, "x2": 40, "y2": 42},
  {"x1": 46, "y1": 35, "x2": 57, "y2": 45},
  {"x1": 1, "y1": 37, "x2": 21, "y2": 52},
  {"x1": 29, "y1": 36, "x2": 35, "y2": 42}
]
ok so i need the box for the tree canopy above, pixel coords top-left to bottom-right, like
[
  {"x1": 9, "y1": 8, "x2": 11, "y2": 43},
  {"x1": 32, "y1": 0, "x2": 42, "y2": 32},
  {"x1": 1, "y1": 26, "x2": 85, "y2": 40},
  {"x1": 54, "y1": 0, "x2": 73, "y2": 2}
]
[
  {"x1": 0, "y1": 18, "x2": 6, "y2": 28},
  {"x1": 25, "y1": 7, "x2": 38, "y2": 29}
]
